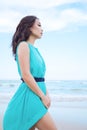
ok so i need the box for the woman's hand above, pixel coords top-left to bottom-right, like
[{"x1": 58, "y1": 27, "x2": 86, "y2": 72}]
[
  {"x1": 41, "y1": 93, "x2": 51, "y2": 109},
  {"x1": 46, "y1": 91, "x2": 51, "y2": 107}
]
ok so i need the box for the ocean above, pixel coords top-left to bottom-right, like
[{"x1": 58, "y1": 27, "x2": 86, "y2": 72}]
[{"x1": 0, "y1": 80, "x2": 87, "y2": 103}]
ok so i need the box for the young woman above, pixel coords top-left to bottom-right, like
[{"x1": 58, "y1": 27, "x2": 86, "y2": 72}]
[{"x1": 3, "y1": 15, "x2": 57, "y2": 130}]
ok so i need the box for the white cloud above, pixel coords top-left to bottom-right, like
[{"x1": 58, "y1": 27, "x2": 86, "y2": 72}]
[
  {"x1": 0, "y1": 0, "x2": 82, "y2": 9},
  {"x1": 0, "y1": 10, "x2": 22, "y2": 32},
  {"x1": 0, "y1": 0, "x2": 87, "y2": 32},
  {"x1": 40, "y1": 8, "x2": 87, "y2": 32}
]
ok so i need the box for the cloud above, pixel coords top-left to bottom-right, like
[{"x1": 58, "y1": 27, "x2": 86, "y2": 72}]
[
  {"x1": 0, "y1": 0, "x2": 83, "y2": 9},
  {"x1": 0, "y1": 0, "x2": 87, "y2": 32},
  {"x1": 37, "y1": 8, "x2": 87, "y2": 32},
  {"x1": 52, "y1": 8, "x2": 87, "y2": 31}
]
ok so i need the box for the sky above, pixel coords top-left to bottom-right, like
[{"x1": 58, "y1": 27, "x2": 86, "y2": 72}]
[{"x1": 0, "y1": 0, "x2": 87, "y2": 80}]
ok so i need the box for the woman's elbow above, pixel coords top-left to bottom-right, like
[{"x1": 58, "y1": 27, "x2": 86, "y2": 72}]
[{"x1": 22, "y1": 71, "x2": 31, "y2": 81}]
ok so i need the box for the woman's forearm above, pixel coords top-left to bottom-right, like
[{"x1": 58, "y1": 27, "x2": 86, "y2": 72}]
[{"x1": 22, "y1": 72, "x2": 45, "y2": 99}]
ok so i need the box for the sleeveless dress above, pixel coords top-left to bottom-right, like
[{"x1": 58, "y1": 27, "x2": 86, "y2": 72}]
[{"x1": 3, "y1": 42, "x2": 48, "y2": 130}]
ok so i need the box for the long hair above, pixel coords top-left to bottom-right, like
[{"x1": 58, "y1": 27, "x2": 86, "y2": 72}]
[{"x1": 11, "y1": 15, "x2": 37, "y2": 57}]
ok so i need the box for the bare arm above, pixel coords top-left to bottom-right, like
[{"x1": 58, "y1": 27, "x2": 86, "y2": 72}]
[{"x1": 18, "y1": 42, "x2": 45, "y2": 99}]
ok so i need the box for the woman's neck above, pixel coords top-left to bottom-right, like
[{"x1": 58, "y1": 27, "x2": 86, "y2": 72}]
[{"x1": 27, "y1": 35, "x2": 36, "y2": 45}]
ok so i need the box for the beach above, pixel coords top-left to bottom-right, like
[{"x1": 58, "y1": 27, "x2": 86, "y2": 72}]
[
  {"x1": 0, "y1": 92, "x2": 87, "y2": 130},
  {"x1": 49, "y1": 101, "x2": 87, "y2": 130}
]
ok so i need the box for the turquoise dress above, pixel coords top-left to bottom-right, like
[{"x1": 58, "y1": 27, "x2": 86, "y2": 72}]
[{"x1": 3, "y1": 43, "x2": 48, "y2": 130}]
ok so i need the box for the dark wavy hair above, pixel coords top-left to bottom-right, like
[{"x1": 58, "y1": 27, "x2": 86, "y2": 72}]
[{"x1": 11, "y1": 15, "x2": 38, "y2": 57}]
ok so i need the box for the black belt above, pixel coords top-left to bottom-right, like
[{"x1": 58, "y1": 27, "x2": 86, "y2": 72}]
[{"x1": 21, "y1": 77, "x2": 45, "y2": 82}]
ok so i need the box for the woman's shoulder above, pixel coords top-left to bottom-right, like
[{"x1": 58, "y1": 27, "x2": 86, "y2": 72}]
[
  {"x1": 16, "y1": 41, "x2": 30, "y2": 55},
  {"x1": 17, "y1": 41, "x2": 30, "y2": 50},
  {"x1": 18, "y1": 41, "x2": 28, "y2": 47},
  {"x1": 18, "y1": 41, "x2": 34, "y2": 49}
]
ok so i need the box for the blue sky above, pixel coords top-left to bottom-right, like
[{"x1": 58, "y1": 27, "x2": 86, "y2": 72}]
[{"x1": 0, "y1": 0, "x2": 87, "y2": 80}]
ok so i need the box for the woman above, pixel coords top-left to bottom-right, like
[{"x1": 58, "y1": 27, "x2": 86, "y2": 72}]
[{"x1": 3, "y1": 16, "x2": 57, "y2": 130}]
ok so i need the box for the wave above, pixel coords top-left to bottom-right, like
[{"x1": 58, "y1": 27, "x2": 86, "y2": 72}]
[{"x1": 50, "y1": 94, "x2": 87, "y2": 102}]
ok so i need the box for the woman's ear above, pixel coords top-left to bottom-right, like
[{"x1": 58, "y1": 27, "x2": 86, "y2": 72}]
[
  {"x1": 30, "y1": 26, "x2": 33, "y2": 32},
  {"x1": 29, "y1": 27, "x2": 32, "y2": 32}
]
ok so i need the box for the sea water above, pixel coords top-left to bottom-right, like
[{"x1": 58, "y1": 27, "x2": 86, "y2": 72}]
[{"x1": 0, "y1": 80, "x2": 87, "y2": 102}]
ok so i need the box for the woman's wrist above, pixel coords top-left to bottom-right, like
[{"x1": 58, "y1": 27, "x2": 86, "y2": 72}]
[{"x1": 40, "y1": 93, "x2": 45, "y2": 100}]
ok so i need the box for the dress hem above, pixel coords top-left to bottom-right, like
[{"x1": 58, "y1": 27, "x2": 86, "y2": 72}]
[{"x1": 21, "y1": 108, "x2": 48, "y2": 130}]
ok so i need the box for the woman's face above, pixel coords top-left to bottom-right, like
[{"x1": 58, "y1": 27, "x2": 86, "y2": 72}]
[{"x1": 30, "y1": 19, "x2": 43, "y2": 39}]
